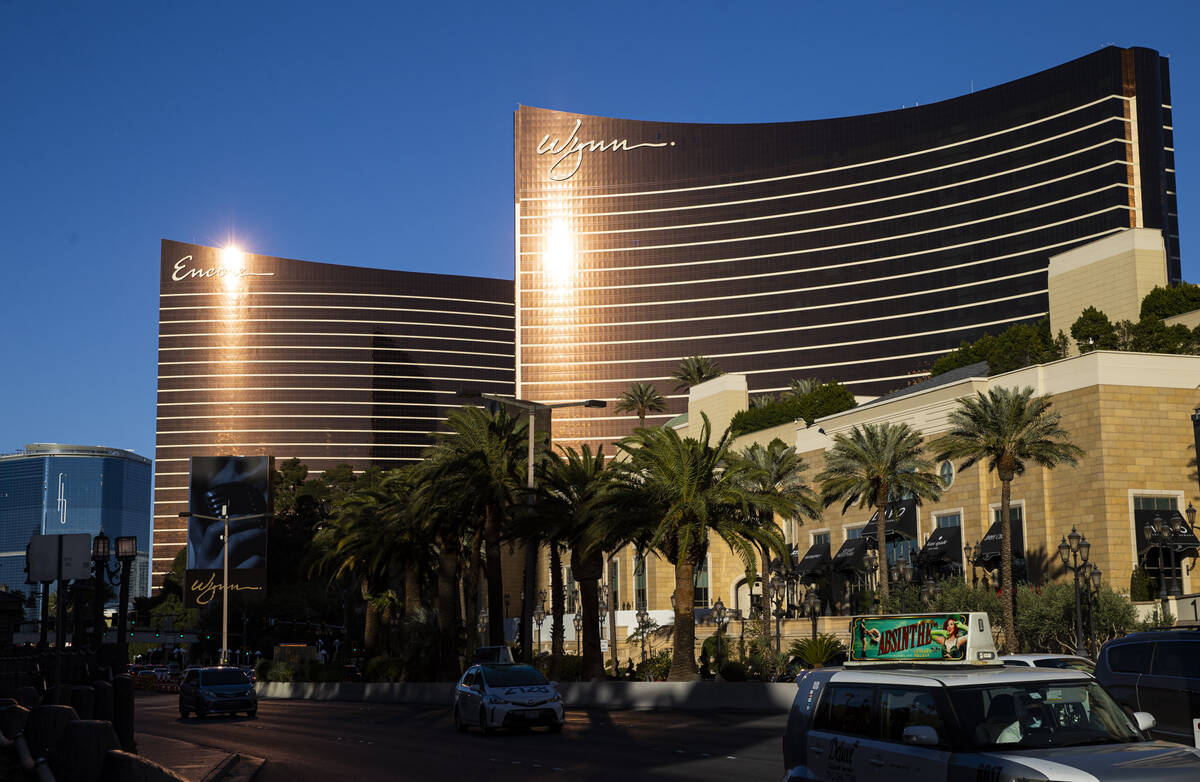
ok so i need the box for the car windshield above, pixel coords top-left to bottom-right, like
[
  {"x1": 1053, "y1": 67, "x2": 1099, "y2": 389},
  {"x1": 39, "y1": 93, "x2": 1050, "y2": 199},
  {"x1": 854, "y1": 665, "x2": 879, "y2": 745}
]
[
  {"x1": 201, "y1": 669, "x2": 251, "y2": 686},
  {"x1": 480, "y1": 666, "x2": 547, "y2": 688},
  {"x1": 949, "y1": 680, "x2": 1142, "y2": 749},
  {"x1": 1034, "y1": 658, "x2": 1095, "y2": 673}
]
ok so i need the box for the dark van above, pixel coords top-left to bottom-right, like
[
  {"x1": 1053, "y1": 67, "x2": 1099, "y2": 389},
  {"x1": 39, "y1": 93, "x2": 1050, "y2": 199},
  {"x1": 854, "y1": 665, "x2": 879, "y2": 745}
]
[{"x1": 1095, "y1": 630, "x2": 1200, "y2": 746}]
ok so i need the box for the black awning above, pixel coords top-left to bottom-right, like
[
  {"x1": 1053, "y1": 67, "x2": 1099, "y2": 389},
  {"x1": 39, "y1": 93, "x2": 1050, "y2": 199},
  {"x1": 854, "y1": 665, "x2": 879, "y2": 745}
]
[
  {"x1": 917, "y1": 524, "x2": 962, "y2": 565},
  {"x1": 795, "y1": 541, "x2": 832, "y2": 578},
  {"x1": 1134, "y1": 509, "x2": 1200, "y2": 556},
  {"x1": 861, "y1": 498, "x2": 919, "y2": 543},
  {"x1": 832, "y1": 536, "x2": 870, "y2": 572},
  {"x1": 976, "y1": 516, "x2": 1025, "y2": 563}
]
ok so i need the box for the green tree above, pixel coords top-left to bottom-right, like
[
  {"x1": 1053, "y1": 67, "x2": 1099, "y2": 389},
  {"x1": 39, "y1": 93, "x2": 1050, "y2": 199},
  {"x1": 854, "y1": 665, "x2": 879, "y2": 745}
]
[
  {"x1": 671, "y1": 356, "x2": 723, "y2": 392},
  {"x1": 731, "y1": 438, "x2": 822, "y2": 618},
  {"x1": 1071, "y1": 307, "x2": 1118, "y2": 352},
  {"x1": 423, "y1": 406, "x2": 528, "y2": 648},
  {"x1": 609, "y1": 415, "x2": 786, "y2": 681},
  {"x1": 729, "y1": 380, "x2": 857, "y2": 436},
  {"x1": 1139, "y1": 282, "x2": 1200, "y2": 320},
  {"x1": 930, "y1": 319, "x2": 1067, "y2": 377},
  {"x1": 615, "y1": 382, "x2": 668, "y2": 429},
  {"x1": 787, "y1": 378, "x2": 821, "y2": 398},
  {"x1": 816, "y1": 423, "x2": 943, "y2": 603},
  {"x1": 931, "y1": 386, "x2": 1083, "y2": 652}
]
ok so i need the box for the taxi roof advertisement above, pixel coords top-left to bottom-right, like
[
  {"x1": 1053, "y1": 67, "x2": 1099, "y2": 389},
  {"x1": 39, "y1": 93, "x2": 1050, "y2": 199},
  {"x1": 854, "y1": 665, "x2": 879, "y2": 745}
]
[{"x1": 849, "y1": 612, "x2": 995, "y2": 664}]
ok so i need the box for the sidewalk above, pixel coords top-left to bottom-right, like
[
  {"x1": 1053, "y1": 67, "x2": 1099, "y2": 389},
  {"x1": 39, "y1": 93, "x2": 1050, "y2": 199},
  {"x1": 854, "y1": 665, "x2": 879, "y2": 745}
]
[{"x1": 137, "y1": 732, "x2": 265, "y2": 781}]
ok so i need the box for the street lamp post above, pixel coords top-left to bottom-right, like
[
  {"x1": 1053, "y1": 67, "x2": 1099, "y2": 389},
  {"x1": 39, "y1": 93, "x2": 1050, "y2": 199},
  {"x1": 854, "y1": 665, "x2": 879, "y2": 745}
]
[
  {"x1": 803, "y1": 589, "x2": 821, "y2": 640},
  {"x1": 1057, "y1": 527, "x2": 1092, "y2": 657},
  {"x1": 1084, "y1": 566, "x2": 1102, "y2": 657},
  {"x1": 573, "y1": 613, "x2": 583, "y2": 655},
  {"x1": 478, "y1": 608, "x2": 489, "y2": 647},
  {"x1": 920, "y1": 577, "x2": 941, "y2": 607},
  {"x1": 533, "y1": 593, "x2": 546, "y2": 657},
  {"x1": 634, "y1": 603, "x2": 649, "y2": 664},
  {"x1": 862, "y1": 549, "x2": 879, "y2": 613},
  {"x1": 1143, "y1": 515, "x2": 1172, "y2": 609},
  {"x1": 179, "y1": 508, "x2": 269, "y2": 666},
  {"x1": 713, "y1": 597, "x2": 728, "y2": 667},
  {"x1": 770, "y1": 573, "x2": 785, "y2": 652},
  {"x1": 456, "y1": 390, "x2": 605, "y2": 660}
]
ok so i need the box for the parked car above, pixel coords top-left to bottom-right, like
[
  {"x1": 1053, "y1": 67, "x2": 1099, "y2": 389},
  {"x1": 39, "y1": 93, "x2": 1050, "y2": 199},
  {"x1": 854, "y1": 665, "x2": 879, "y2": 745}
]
[
  {"x1": 179, "y1": 666, "x2": 257, "y2": 719},
  {"x1": 781, "y1": 612, "x2": 1200, "y2": 780},
  {"x1": 1001, "y1": 654, "x2": 1095, "y2": 674},
  {"x1": 1095, "y1": 629, "x2": 1200, "y2": 746},
  {"x1": 453, "y1": 663, "x2": 563, "y2": 734}
]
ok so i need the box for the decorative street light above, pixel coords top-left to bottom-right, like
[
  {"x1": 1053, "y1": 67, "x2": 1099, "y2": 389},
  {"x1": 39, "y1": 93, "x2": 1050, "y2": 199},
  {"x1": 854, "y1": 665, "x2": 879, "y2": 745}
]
[
  {"x1": 457, "y1": 389, "x2": 605, "y2": 660},
  {"x1": 532, "y1": 591, "x2": 547, "y2": 656},
  {"x1": 803, "y1": 589, "x2": 821, "y2": 641},
  {"x1": 1084, "y1": 565, "x2": 1103, "y2": 657},
  {"x1": 889, "y1": 560, "x2": 914, "y2": 613},
  {"x1": 862, "y1": 548, "x2": 880, "y2": 613},
  {"x1": 1058, "y1": 527, "x2": 1092, "y2": 657},
  {"x1": 920, "y1": 577, "x2": 941, "y2": 606},
  {"x1": 477, "y1": 608, "x2": 489, "y2": 646},
  {"x1": 634, "y1": 603, "x2": 650, "y2": 663},
  {"x1": 712, "y1": 597, "x2": 729, "y2": 665},
  {"x1": 573, "y1": 613, "x2": 583, "y2": 654},
  {"x1": 770, "y1": 573, "x2": 786, "y2": 652}
]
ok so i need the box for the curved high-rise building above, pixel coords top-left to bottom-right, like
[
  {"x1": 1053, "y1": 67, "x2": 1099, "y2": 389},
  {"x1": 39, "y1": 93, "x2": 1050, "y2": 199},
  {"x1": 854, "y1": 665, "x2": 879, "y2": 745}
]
[
  {"x1": 152, "y1": 240, "x2": 513, "y2": 584},
  {"x1": 514, "y1": 46, "x2": 1179, "y2": 450}
]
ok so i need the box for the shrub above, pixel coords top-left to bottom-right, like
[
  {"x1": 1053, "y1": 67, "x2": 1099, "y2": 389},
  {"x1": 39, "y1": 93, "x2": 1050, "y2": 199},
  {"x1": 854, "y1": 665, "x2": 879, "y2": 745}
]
[
  {"x1": 1140, "y1": 282, "x2": 1200, "y2": 320},
  {"x1": 787, "y1": 633, "x2": 844, "y2": 667},
  {"x1": 1129, "y1": 565, "x2": 1154, "y2": 602},
  {"x1": 634, "y1": 651, "x2": 672, "y2": 681},
  {"x1": 719, "y1": 661, "x2": 748, "y2": 682},
  {"x1": 729, "y1": 381, "x2": 856, "y2": 436},
  {"x1": 554, "y1": 654, "x2": 584, "y2": 682},
  {"x1": 364, "y1": 655, "x2": 404, "y2": 682},
  {"x1": 267, "y1": 662, "x2": 295, "y2": 682}
]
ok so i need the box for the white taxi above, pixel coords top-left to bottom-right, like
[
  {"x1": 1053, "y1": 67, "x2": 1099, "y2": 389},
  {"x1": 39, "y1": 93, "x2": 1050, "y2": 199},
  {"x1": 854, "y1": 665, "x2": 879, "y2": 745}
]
[
  {"x1": 782, "y1": 612, "x2": 1200, "y2": 781},
  {"x1": 453, "y1": 663, "x2": 564, "y2": 735}
]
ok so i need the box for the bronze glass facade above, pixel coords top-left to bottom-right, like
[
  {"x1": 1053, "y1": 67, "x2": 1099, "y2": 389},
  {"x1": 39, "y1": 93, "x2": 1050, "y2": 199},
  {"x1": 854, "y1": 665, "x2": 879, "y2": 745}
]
[
  {"x1": 153, "y1": 240, "x2": 513, "y2": 584},
  {"x1": 514, "y1": 46, "x2": 1179, "y2": 451}
]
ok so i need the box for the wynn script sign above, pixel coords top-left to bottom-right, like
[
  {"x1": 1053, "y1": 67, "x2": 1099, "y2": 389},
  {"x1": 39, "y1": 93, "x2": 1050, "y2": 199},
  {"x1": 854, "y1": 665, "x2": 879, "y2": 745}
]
[
  {"x1": 187, "y1": 570, "x2": 266, "y2": 606},
  {"x1": 171, "y1": 255, "x2": 275, "y2": 282},
  {"x1": 537, "y1": 120, "x2": 675, "y2": 181}
]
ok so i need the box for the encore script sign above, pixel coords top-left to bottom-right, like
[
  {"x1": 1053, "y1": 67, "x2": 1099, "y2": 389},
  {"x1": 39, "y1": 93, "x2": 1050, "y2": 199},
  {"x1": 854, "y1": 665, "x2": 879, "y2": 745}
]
[
  {"x1": 171, "y1": 255, "x2": 275, "y2": 282},
  {"x1": 537, "y1": 119, "x2": 675, "y2": 181}
]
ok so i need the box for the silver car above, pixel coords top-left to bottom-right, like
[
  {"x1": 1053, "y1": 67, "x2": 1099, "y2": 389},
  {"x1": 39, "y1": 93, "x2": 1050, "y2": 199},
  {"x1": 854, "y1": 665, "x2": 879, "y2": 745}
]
[
  {"x1": 782, "y1": 665, "x2": 1200, "y2": 780},
  {"x1": 453, "y1": 663, "x2": 564, "y2": 734}
]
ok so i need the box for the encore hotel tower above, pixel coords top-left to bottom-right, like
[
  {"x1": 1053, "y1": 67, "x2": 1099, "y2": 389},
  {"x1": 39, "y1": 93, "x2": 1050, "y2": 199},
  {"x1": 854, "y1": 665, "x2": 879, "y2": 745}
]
[
  {"x1": 515, "y1": 45, "x2": 1180, "y2": 452},
  {"x1": 152, "y1": 240, "x2": 513, "y2": 584}
]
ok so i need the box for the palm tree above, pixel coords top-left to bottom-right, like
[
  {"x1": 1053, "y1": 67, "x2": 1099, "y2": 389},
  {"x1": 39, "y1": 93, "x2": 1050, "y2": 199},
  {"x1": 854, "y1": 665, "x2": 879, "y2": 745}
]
[
  {"x1": 610, "y1": 414, "x2": 786, "y2": 681},
  {"x1": 788, "y1": 378, "x2": 820, "y2": 398},
  {"x1": 533, "y1": 445, "x2": 617, "y2": 680},
  {"x1": 749, "y1": 394, "x2": 776, "y2": 409},
  {"x1": 424, "y1": 406, "x2": 528, "y2": 647},
  {"x1": 615, "y1": 382, "x2": 668, "y2": 429},
  {"x1": 731, "y1": 438, "x2": 822, "y2": 618},
  {"x1": 930, "y1": 386, "x2": 1083, "y2": 651},
  {"x1": 671, "y1": 356, "x2": 723, "y2": 392},
  {"x1": 816, "y1": 423, "x2": 943, "y2": 604}
]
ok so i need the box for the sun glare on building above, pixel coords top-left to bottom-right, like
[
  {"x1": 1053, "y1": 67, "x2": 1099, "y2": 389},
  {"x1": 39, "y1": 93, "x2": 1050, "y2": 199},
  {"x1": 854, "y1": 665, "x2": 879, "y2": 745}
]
[{"x1": 543, "y1": 218, "x2": 574, "y2": 288}]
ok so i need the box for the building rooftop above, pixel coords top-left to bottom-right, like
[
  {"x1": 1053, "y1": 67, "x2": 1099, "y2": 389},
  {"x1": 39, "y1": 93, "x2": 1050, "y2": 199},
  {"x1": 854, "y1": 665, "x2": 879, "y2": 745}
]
[{"x1": 0, "y1": 443, "x2": 150, "y2": 465}]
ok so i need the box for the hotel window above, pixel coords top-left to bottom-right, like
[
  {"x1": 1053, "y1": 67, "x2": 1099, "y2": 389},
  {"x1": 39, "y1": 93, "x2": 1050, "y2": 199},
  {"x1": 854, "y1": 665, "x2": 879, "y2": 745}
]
[
  {"x1": 1133, "y1": 495, "x2": 1183, "y2": 595},
  {"x1": 992, "y1": 505, "x2": 1023, "y2": 526},
  {"x1": 812, "y1": 531, "x2": 830, "y2": 546},
  {"x1": 1134, "y1": 496, "x2": 1178, "y2": 512},
  {"x1": 846, "y1": 526, "x2": 863, "y2": 540},
  {"x1": 693, "y1": 559, "x2": 709, "y2": 608},
  {"x1": 634, "y1": 553, "x2": 647, "y2": 610},
  {"x1": 565, "y1": 567, "x2": 577, "y2": 613},
  {"x1": 938, "y1": 460, "x2": 955, "y2": 489},
  {"x1": 936, "y1": 513, "x2": 962, "y2": 528}
]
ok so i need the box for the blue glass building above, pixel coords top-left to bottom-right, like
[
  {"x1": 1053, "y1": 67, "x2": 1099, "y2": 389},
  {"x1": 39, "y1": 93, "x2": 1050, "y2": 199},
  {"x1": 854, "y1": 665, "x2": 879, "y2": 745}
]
[{"x1": 0, "y1": 444, "x2": 152, "y2": 608}]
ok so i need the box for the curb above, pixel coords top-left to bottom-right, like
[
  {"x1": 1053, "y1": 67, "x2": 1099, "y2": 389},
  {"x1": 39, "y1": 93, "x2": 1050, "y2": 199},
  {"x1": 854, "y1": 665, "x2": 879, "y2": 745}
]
[{"x1": 200, "y1": 752, "x2": 241, "y2": 782}]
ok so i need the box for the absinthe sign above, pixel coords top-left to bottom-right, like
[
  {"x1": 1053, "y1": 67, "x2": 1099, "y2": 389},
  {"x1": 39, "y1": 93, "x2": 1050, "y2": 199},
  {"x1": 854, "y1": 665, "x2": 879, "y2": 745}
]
[{"x1": 536, "y1": 119, "x2": 675, "y2": 181}]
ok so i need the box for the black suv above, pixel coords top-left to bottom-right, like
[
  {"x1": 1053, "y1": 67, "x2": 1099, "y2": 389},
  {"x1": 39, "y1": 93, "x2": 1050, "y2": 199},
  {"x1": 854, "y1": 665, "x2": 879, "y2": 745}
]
[{"x1": 1095, "y1": 630, "x2": 1200, "y2": 746}]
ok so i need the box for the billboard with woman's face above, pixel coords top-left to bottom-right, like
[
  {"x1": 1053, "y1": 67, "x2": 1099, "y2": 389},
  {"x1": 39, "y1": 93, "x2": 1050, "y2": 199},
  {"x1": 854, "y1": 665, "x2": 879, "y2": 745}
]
[{"x1": 184, "y1": 456, "x2": 271, "y2": 606}]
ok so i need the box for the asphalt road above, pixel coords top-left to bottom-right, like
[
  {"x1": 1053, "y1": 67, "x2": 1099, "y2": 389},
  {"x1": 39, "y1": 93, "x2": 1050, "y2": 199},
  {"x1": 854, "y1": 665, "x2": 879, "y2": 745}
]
[{"x1": 134, "y1": 692, "x2": 787, "y2": 781}]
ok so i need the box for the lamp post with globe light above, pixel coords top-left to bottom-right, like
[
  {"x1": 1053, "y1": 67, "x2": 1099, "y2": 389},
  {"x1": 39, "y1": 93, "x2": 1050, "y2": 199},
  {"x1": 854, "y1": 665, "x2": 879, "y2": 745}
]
[{"x1": 1057, "y1": 527, "x2": 1092, "y2": 657}]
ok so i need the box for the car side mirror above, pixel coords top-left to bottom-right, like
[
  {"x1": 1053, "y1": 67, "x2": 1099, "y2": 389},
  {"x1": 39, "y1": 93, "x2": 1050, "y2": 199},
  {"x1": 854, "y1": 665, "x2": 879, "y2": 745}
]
[
  {"x1": 902, "y1": 725, "x2": 940, "y2": 746},
  {"x1": 1132, "y1": 711, "x2": 1156, "y2": 732}
]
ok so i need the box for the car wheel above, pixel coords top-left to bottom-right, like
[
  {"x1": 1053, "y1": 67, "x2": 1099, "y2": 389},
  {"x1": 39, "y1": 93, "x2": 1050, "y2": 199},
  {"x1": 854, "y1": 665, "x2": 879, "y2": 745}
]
[
  {"x1": 478, "y1": 707, "x2": 493, "y2": 736},
  {"x1": 454, "y1": 706, "x2": 467, "y2": 733}
]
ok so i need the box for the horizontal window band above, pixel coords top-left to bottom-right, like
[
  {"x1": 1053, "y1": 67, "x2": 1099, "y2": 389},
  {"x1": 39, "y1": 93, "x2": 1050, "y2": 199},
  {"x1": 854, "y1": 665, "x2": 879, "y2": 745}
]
[
  {"x1": 156, "y1": 387, "x2": 508, "y2": 395},
  {"x1": 158, "y1": 331, "x2": 514, "y2": 345},
  {"x1": 153, "y1": 455, "x2": 423, "y2": 462},
  {"x1": 159, "y1": 359, "x2": 514, "y2": 372},
  {"x1": 520, "y1": 95, "x2": 1130, "y2": 202},
  {"x1": 157, "y1": 373, "x2": 509, "y2": 382},
  {"x1": 161, "y1": 304, "x2": 513, "y2": 320},
  {"x1": 158, "y1": 344, "x2": 512, "y2": 357},
  {"x1": 519, "y1": 294, "x2": 1042, "y2": 361},
  {"x1": 520, "y1": 140, "x2": 1126, "y2": 223},
  {"x1": 517, "y1": 215, "x2": 1125, "y2": 312},
  {"x1": 161, "y1": 290, "x2": 511, "y2": 307},
  {"x1": 156, "y1": 428, "x2": 440, "y2": 435},
  {"x1": 159, "y1": 318, "x2": 514, "y2": 333},
  {"x1": 156, "y1": 414, "x2": 449, "y2": 420},
  {"x1": 519, "y1": 185, "x2": 1131, "y2": 258},
  {"x1": 516, "y1": 333, "x2": 1040, "y2": 387},
  {"x1": 155, "y1": 400, "x2": 465, "y2": 406},
  {"x1": 521, "y1": 134, "x2": 1128, "y2": 229}
]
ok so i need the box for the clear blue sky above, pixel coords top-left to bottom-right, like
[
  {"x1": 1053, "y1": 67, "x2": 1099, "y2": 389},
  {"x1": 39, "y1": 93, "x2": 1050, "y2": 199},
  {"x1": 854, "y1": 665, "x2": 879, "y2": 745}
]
[{"x1": 2, "y1": 1, "x2": 1198, "y2": 463}]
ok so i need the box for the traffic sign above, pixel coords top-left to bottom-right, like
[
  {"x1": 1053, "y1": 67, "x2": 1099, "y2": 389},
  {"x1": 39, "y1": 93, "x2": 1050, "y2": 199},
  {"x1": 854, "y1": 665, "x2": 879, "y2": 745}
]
[{"x1": 28, "y1": 534, "x2": 92, "y2": 581}]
